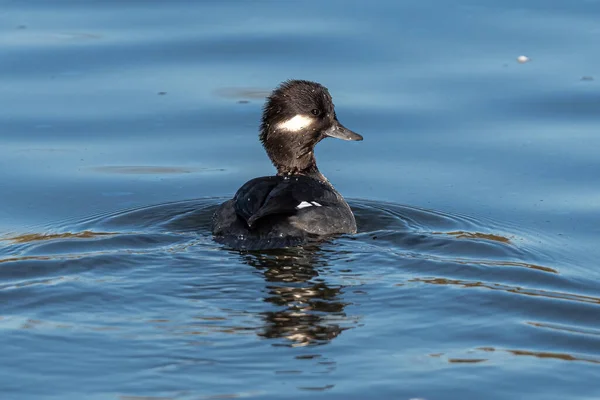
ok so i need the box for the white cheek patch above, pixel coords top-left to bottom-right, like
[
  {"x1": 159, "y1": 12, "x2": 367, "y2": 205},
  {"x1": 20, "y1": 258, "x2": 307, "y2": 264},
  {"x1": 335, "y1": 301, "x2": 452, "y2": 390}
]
[{"x1": 277, "y1": 114, "x2": 314, "y2": 132}]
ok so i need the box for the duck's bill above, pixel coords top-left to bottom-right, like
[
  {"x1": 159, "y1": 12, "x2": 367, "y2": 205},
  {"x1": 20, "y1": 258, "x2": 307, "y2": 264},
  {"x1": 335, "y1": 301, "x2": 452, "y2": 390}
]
[{"x1": 323, "y1": 122, "x2": 363, "y2": 141}]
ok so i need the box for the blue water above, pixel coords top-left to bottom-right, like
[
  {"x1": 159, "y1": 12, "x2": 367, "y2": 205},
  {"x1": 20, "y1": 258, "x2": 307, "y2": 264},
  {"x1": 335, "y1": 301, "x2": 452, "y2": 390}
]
[{"x1": 2, "y1": 1, "x2": 600, "y2": 399}]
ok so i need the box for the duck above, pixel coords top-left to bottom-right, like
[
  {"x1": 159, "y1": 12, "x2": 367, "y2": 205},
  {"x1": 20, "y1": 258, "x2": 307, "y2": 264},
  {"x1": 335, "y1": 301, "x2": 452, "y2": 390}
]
[{"x1": 211, "y1": 80, "x2": 363, "y2": 250}]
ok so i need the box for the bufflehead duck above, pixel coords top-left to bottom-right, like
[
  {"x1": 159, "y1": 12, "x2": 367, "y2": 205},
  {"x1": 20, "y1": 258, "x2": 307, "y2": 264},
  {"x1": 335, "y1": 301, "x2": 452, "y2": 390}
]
[{"x1": 212, "y1": 80, "x2": 363, "y2": 249}]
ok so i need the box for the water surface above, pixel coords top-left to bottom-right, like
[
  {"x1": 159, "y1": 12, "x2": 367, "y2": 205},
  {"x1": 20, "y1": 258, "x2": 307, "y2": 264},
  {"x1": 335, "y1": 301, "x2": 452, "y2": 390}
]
[{"x1": 2, "y1": 1, "x2": 600, "y2": 399}]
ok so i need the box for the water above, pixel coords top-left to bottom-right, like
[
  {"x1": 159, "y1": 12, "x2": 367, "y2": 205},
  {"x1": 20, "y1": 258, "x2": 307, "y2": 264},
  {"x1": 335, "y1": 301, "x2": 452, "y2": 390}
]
[{"x1": 2, "y1": 1, "x2": 600, "y2": 399}]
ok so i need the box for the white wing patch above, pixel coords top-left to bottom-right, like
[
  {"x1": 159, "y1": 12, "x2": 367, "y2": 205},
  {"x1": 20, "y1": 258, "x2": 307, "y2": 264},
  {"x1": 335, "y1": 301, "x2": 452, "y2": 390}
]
[
  {"x1": 277, "y1": 114, "x2": 314, "y2": 132},
  {"x1": 296, "y1": 201, "x2": 312, "y2": 209},
  {"x1": 296, "y1": 201, "x2": 322, "y2": 209}
]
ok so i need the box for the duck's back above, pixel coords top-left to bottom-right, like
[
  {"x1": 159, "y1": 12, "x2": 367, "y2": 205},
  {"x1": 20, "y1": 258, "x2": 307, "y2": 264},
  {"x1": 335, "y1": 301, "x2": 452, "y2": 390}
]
[{"x1": 211, "y1": 175, "x2": 356, "y2": 249}]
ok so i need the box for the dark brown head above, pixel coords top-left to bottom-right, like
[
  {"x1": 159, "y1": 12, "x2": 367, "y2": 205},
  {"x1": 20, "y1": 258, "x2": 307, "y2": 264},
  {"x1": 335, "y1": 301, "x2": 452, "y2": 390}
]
[{"x1": 259, "y1": 80, "x2": 362, "y2": 176}]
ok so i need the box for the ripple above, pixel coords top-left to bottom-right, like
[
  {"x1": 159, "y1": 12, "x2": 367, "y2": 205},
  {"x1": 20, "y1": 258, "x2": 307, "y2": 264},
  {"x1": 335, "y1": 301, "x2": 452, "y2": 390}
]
[
  {"x1": 527, "y1": 321, "x2": 600, "y2": 337},
  {"x1": 212, "y1": 87, "x2": 271, "y2": 101},
  {"x1": 5, "y1": 231, "x2": 115, "y2": 244},
  {"x1": 478, "y1": 347, "x2": 600, "y2": 365},
  {"x1": 412, "y1": 277, "x2": 600, "y2": 305},
  {"x1": 3, "y1": 197, "x2": 552, "y2": 272},
  {"x1": 435, "y1": 230, "x2": 512, "y2": 243},
  {"x1": 0, "y1": 196, "x2": 589, "y2": 397},
  {"x1": 89, "y1": 166, "x2": 225, "y2": 175}
]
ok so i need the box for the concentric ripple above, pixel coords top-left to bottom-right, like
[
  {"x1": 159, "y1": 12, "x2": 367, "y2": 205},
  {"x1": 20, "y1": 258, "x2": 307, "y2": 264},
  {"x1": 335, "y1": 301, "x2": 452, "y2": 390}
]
[{"x1": 1, "y1": 199, "x2": 598, "y2": 399}]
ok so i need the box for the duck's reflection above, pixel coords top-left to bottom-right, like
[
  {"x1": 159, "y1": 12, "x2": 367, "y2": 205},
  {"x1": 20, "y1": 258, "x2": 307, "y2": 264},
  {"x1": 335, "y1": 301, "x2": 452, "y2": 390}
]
[{"x1": 239, "y1": 246, "x2": 352, "y2": 347}]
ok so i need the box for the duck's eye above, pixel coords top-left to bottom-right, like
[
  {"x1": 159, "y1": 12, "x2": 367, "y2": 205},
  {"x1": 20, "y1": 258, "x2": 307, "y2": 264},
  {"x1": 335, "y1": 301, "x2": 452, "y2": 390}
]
[{"x1": 311, "y1": 109, "x2": 321, "y2": 116}]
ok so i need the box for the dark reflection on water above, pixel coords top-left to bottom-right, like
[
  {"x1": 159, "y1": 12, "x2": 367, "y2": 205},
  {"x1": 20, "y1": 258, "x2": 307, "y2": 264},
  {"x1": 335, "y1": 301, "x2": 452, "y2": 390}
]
[{"x1": 241, "y1": 248, "x2": 352, "y2": 347}]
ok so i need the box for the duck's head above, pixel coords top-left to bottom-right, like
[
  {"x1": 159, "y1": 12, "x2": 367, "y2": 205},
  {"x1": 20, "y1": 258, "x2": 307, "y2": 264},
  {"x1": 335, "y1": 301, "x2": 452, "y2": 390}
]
[{"x1": 259, "y1": 80, "x2": 362, "y2": 176}]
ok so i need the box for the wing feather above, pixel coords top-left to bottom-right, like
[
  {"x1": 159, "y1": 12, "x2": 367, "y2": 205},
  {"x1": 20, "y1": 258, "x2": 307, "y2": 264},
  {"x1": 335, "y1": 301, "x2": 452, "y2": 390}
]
[{"x1": 233, "y1": 176, "x2": 339, "y2": 227}]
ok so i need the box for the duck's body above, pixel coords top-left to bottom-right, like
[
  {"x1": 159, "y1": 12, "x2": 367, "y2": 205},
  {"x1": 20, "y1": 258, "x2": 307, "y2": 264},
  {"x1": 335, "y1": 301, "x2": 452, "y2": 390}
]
[
  {"x1": 211, "y1": 80, "x2": 362, "y2": 250},
  {"x1": 212, "y1": 175, "x2": 356, "y2": 249}
]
